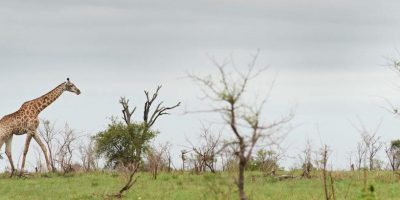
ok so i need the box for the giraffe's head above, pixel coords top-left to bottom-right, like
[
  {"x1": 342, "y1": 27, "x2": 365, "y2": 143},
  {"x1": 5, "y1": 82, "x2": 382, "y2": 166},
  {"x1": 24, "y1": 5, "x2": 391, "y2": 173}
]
[{"x1": 64, "y1": 78, "x2": 81, "y2": 95}]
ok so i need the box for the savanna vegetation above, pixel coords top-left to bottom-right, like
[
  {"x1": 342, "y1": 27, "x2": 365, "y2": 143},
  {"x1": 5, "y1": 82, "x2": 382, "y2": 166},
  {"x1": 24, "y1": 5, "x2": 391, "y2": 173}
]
[
  {"x1": 0, "y1": 171, "x2": 399, "y2": 200},
  {"x1": 1, "y1": 53, "x2": 400, "y2": 200}
]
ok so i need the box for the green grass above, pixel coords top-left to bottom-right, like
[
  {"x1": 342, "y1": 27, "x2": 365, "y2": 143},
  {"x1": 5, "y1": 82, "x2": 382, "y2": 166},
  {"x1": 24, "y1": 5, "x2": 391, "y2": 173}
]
[{"x1": 0, "y1": 170, "x2": 399, "y2": 200}]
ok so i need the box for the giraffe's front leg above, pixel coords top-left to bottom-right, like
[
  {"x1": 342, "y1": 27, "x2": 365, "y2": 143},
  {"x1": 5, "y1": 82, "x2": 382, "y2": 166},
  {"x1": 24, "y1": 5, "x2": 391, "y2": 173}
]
[
  {"x1": 19, "y1": 134, "x2": 33, "y2": 176},
  {"x1": 5, "y1": 135, "x2": 16, "y2": 177}
]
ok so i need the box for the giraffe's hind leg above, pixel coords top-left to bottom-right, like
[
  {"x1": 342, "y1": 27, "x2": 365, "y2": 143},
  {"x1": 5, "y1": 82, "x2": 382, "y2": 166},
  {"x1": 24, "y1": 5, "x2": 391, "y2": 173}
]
[{"x1": 5, "y1": 135, "x2": 15, "y2": 177}]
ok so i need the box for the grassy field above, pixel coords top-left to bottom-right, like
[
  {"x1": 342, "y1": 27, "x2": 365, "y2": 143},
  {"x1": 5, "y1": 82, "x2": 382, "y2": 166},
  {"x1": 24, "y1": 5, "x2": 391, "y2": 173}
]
[{"x1": 0, "y1": 171, "x2": 399, "y2": 200}]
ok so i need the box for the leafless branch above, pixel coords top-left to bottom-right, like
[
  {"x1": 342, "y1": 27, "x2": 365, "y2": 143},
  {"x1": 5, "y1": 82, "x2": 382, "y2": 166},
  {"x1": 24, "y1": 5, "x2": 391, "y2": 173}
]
[
  {"x1": 143, "y1": 85, "x2": 181, "y2": 128},
  {"x1": 120, "y1": 97, "x2": 136, "y2": 125}
]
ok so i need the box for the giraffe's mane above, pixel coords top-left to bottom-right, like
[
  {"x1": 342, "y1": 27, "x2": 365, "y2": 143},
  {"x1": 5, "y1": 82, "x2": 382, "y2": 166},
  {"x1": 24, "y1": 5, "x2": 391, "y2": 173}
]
[
  {"x1": 0, "y1": 82, "x2": 67, "y2": 121},
  {"x1": 24, "y1": 82, "x2": 66, "y2": 105}
]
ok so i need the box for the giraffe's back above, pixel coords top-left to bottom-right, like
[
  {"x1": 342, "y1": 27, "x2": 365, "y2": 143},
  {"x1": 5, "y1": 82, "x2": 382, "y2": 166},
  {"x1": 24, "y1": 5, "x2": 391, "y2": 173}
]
[{"x1": 0, "y1": 105, "x2": 39, "y2": 135}]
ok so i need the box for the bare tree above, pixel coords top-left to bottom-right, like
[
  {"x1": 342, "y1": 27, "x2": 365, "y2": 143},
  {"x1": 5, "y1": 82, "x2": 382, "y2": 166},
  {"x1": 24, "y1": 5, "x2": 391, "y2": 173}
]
[
  {"x1": 79, "y1": 138, "x2": 98, "y2": 171},
  {"x1": 366, "y1": 137, "x2": 383, "y2": 171},
  {"x1": 38, "y1": 119, "x2": 59, "y2": 172},
  {"x1": 146, "y1": 143, "x2": 170, "y2": 179},
  {"x1": 187, "y1": 152, "x2": 202, "y2": 174},
  {"x1": 220, "y1": 146, "x2": 236, "y2": 171},
  {"x1": 316, "y1": 145, "x2": 336, "y2": 200},
  {"x1": 187, "y1": 125, "x2": 221, "y2": 173},
  {"x1": 299, "y1": 140, "x2": 313, "y2": 178},
  {"x1": 189, "y1": 52, "x2": 294, "y2": 200},
  {"x1": 320, "y1": 145, "x2": 330, "y2": 200},
  {"x1": 56, "y1": 123, "x2": 78, "y2": 173},
  {"x1": 355, "y1": 142, "x2": 367, "y2": 170},
  {"x1": 354, "y1": 120, "x2": 383, "y2": 170}
]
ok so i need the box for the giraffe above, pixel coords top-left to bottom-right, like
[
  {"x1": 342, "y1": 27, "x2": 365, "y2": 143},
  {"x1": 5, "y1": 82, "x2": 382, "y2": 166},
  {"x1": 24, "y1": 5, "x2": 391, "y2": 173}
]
[{"x1": 0, "y1": 78, "x2": 81, "y2": 176}]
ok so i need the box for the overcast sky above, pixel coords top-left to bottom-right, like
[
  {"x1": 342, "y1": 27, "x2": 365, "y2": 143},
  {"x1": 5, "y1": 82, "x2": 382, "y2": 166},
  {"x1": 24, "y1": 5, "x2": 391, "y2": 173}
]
[{"x1": 1, "y1": 0, "x2": 400, "y2": 170}]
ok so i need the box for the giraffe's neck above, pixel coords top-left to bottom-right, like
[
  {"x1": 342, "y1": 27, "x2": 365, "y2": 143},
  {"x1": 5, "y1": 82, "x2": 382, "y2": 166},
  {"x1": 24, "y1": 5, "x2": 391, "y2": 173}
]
[{"x1": 28, "y1": 82, "x2": 66, "y2": 114}]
